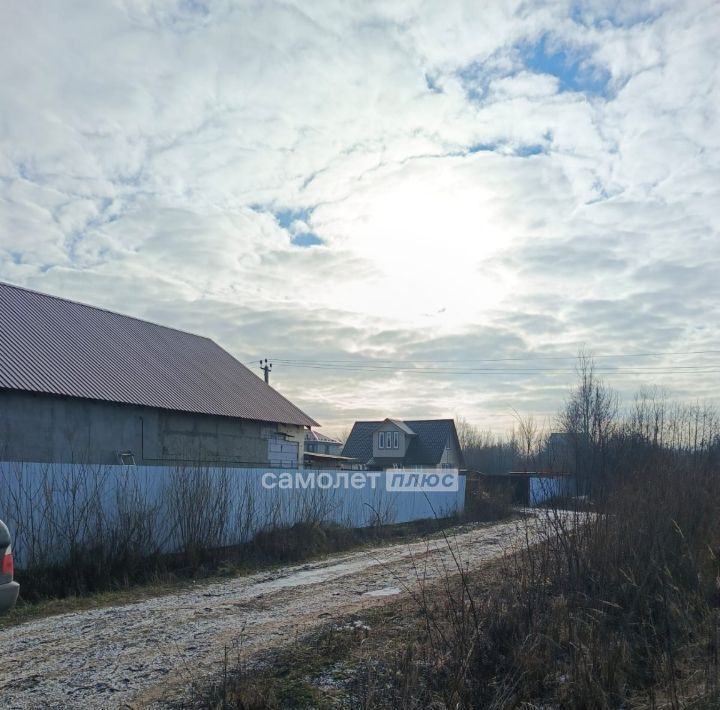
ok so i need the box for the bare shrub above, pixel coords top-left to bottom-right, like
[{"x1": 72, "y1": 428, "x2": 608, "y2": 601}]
[
  {"x1": 0, "y1": 463, "x2": 167, "y2": 598},
  {"x1": 464, "y1": 476, "x2": 513, "y2": 521},
  {"x1": 164, "y1": 466, "x2": 231, "y2": 563},
  {"x1": 358, "y1": 456, "x2": 719, "y2": 709}
]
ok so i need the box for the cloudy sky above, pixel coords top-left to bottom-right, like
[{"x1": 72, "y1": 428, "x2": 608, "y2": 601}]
[{"x1": 1, "y1": 0, "x2": 719, "y2": 435}]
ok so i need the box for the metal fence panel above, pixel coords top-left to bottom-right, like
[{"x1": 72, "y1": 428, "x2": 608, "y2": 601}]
[{"x1": 0, "y1": 462, "x2": 465, "y2": 567}]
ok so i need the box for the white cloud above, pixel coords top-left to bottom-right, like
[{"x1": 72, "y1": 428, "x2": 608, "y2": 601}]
[{"x1": 1, "y1": 0, "x2": 719, "y2": 431}]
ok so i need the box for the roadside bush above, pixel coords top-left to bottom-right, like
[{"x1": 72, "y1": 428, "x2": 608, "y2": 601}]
[
  {"x1": 252, "y1": 521, "x2": 330, "y2": 562},
  {"x1": 364, "y1": 459, "x2": 720, "y2": 709},
  {"x1": 463, "y1": 479, "x2": 513, "y2": 522}
]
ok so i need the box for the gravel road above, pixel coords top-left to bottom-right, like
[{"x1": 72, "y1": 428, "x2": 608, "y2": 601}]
[{"x1": 1, "y1": 515, "x2": 546, "y2": 709}]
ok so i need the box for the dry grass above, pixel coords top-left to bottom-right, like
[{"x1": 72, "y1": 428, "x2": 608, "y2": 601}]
[{"x1": 353, "y1": 461, "x2": 720, "y2": 709}]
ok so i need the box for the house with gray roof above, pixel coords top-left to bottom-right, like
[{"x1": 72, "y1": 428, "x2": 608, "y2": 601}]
[
  {"x1": 342, "y1": 418, "x2": 464, "y2": 470},
  {"x1": 0, "y1": 281, "x2": 317, "y2": 467}
]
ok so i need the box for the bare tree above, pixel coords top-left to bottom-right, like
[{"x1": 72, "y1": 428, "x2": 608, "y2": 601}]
[
  {"x1": 513, "y1": 411, "x2": 546, "y2": 471},
  {"x1": 630, "y1": 385, "x2": 668, "y2": 448},
  {"x1": 558, "y1": 350, "x2": 618, "y2": 494},
  {"x1": 455, "y1": 415, "x2": 481, "y2": 452}
]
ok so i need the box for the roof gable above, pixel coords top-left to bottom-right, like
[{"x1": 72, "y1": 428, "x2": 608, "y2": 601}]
[
  {"x1": 0, "y1": 281, "x2": 317, "y2": 427},
  {"x1": 372, "y1": 418, "x2": 416, "y2": 436}
]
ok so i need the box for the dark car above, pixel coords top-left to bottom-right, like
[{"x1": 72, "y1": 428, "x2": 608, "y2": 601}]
[{"x1": 0, "y1": 520, "x2": 19, "y2": 612}]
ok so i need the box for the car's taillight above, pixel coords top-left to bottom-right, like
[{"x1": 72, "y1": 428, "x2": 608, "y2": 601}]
[{"x1": 2, "y1": 551, "x2": 13, "y2": 578}]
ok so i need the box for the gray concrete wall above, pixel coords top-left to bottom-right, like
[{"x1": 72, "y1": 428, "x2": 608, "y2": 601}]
[{"x1": 0, "y1": 390, "x2": 304, "y2": 466}]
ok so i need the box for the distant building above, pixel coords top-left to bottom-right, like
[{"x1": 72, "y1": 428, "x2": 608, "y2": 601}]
[
  {"x1": 302, "y1": 429, "x2": 353, "y2": 469},
  {"x1": 304, "y1": 430, "x2": 343, "y2": 456},
  {"x1": 0, "y1": 282, "x2": 317, "y2": 467},
  {"x1": 342, "y1": 418, "x2": 464, "y2": 470}
]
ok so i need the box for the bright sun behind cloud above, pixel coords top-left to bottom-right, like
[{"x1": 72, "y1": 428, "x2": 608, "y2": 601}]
[{"x1": 309, "y1": 153, "x2": 519, "y2": 324}]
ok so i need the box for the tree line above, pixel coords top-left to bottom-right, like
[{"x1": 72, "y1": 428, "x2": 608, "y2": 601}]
[{"x1": 458, "y1": 351, "x2": 720, "y2": 493}]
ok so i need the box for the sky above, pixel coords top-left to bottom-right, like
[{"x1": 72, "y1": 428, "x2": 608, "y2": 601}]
[{"x1": 1, "y1": 0, "x2": 719, "y2": 436}]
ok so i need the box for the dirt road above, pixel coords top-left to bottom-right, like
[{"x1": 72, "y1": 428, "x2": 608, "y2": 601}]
[{"x1": 1, "y1": 515, "x2": 545, "y2": 709}]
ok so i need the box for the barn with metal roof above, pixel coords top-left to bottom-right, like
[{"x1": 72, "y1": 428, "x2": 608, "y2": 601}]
[{"x1": 0, "y1": 281, "x2": 317, "y2": 466}]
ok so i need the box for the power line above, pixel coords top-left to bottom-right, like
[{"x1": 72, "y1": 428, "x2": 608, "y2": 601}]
[
  {"x1": 267, "y1": 362, "x2": 720, "y2": 376},
  {"x1": 266, "y1": 347, "x2": 720, "y2": 377},
  {"x1": 271, "y1": 362, "x2": 717, "y2": 371},
  {"x1": 270, "y1": 348, "x2": 720, "y2": 365}
]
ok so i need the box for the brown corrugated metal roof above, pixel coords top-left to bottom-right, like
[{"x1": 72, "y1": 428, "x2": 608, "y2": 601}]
[{"x1": 0, "y1": 281, "x2": 317, "y2": 427}]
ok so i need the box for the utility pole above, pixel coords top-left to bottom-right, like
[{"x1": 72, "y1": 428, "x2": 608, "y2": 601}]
[{"x1": 259, "y1": 358, "x2": 272, "y2": 384}]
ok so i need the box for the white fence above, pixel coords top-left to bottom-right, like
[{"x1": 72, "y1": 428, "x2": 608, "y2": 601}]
[{"x1": 0, "y1": 462, "x2": 465, "y2": 567}]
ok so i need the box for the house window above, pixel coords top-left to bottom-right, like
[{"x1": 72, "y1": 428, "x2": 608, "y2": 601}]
[
  {"x1": 379, "y1": 432, "x2": 385, "y2": 449},
  {"x1": 393, "y1": 431, "x2": 399, "y2": 449}
]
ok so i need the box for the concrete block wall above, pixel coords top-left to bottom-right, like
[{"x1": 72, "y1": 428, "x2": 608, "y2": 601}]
[{"x1": 0, "y1": 390, "x2": 305, "y2": 467}]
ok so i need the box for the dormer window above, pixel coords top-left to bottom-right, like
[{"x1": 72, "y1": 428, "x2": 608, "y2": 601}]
[{"x1": 373, "y1": 419, "x2": 417, "y2": 457}]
